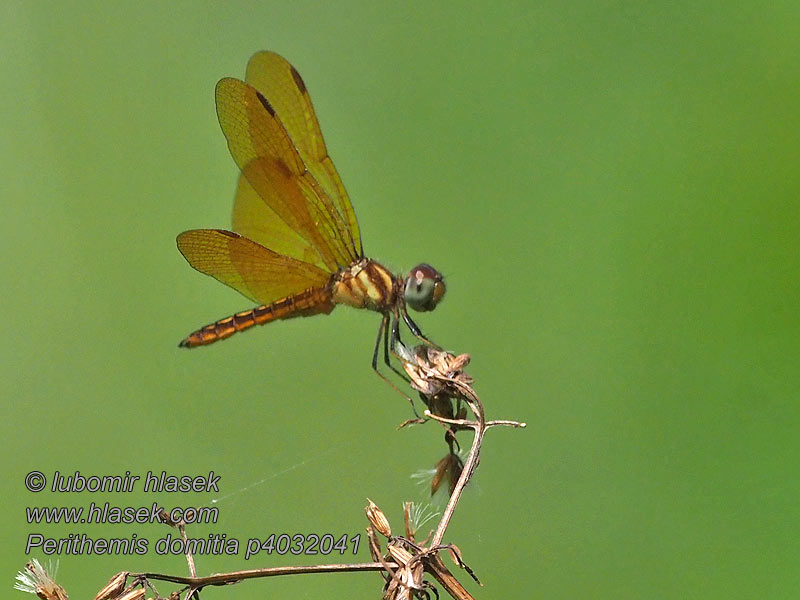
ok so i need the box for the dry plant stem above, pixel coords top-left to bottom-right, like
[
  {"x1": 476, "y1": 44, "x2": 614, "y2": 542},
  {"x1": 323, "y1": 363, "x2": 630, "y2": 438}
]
[
  {"x1": 181, "y1": 531, "x2": 199, "y2": 600},
  {"x1": 133, "y1": 562, "x2": 397, "y2": 588},
  {"x1": 102, "y1": 349, "x2": 522, "y2": 600},
  {"x1": 177, "y1": 522, "x2": 197, "y2": 578},
  {"x1": 486, "y1": 418, "x2": 526, "y2": 428},
  {"x1": 430, "y1": 379, "x2": 484, "y2": 549},
  {"x1": 20, "y1": 353, "x2": 525, "y2": 600},
  {"x1": 425, "y1": 554, "x2": 473, "y2": 600},
  {"x1": 158, "y1": 511, "x2": 200, "y2": 599},
  {"x1": 367, "y1": 521, "x2": 473, "y2": 600},
  {"x1": 423, "y1": 376, "x2": 524, "y2": 548},
  {"x1": 395, "y1": 346, "x2": 525, "y2": 598}
]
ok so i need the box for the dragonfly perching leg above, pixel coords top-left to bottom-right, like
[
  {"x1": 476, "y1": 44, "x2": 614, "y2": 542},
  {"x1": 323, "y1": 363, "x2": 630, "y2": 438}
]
[
  {"x1": 400, "y1": 302, "x2": 442, "y2": 350},
  {"x1": 371, "y1": 313, "x2": 419, "y2": 416},
  {"x1": 384, "y1": 311, "x2": 411, "y2": 384},
  {"x1": 389, "y1": 311, "x2": 412, "y2": 362}
]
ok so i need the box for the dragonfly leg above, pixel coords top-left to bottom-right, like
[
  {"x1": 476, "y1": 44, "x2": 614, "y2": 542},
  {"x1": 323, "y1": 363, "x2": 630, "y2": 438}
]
[
  {"x1": 371, "y1": 313, "x2": 420, "y2": 416},
  {"x1": 384, "y1": 312, "x2": 411, "y2": 383},
  {"x1": 389, "y1": 311, "x2": 413, "y2": 362},
  {"x1": 371, "y1": 312, "x2": 388, "y2": 370},
  {"x1": 400, "y1": 302, "x2": 442, "y2": 350}
]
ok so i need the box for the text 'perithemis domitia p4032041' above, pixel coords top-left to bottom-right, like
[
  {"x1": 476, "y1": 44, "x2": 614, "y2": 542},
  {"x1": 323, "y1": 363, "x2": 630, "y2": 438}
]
[{"x1": 177, "y1": 51, "x2": 445, "y2": 381}]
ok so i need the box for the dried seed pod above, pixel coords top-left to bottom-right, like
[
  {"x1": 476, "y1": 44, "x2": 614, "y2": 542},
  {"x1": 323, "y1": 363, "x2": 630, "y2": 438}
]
[
  {"x1": 365, "y1": 498, "x2": 392, "y2": 538},
  {"x1": 387, "y1": 542, "x2": 414, "y2": 566},
  {"x1": 113, "y1": 588, "x2": 145, "y2": 600},
  {"x1": 94, "y1": 572, "x2": 127, "y2": 600}
]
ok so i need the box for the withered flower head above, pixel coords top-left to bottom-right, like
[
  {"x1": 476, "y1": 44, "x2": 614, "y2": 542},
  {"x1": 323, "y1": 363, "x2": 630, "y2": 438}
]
[
  {"x1": 14, "y1": 560, "x2": 68, "y2": 600},
  {"x1": 365, "y1": 498, "x2": 392, "y2": 538},
  {"x1": 404, "y1": 501, "x2": 439, "y2": 540},
  {"x1": 401, "y1": 345, "x2": 473, "y2": 397},
  {"x1": 384, "y1": 540, "x2": 426, "y2": 600}
]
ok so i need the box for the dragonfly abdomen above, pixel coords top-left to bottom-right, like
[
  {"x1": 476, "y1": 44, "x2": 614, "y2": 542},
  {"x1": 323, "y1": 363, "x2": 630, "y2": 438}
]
[{"x1": 179, "y1": 287, "x2": 334, "y2": 348}]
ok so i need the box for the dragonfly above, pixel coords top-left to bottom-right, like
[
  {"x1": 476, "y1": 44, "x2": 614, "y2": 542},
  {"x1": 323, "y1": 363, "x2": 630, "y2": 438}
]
[{"x1": 177, "y1": 51, "x2": 445, "y2": 382}]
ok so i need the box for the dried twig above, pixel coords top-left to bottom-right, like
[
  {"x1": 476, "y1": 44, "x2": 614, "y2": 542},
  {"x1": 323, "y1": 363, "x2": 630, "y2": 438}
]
[
  {"x1": 17, "y1": 344, "x2": 524, "y2": 600},
  {"x1": 396, "y1": 343, "x2": 525, "y2": 548}
]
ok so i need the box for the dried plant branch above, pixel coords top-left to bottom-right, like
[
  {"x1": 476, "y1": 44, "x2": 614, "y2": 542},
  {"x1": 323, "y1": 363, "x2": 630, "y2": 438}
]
[
  {"x1": 396, "y1": 343, "x2": 525, "y2": 549},
  {"x1": 353, "y1": 343, "x2": 527, "y2": 599},
  {"x1": 18, "y1": 344, "x2": 524, "y2": 600},
  {"x1": 158, "y1": 508, "x2": 197, "y2": 578},
  {"x1": 134, "y1": 561, "x2": 396, "y2": 586}
]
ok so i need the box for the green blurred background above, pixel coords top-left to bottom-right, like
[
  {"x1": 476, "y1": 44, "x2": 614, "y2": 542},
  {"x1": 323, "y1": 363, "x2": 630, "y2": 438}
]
[{"x1": 3, "y1": 1, "x2": 799, "y2": 598}]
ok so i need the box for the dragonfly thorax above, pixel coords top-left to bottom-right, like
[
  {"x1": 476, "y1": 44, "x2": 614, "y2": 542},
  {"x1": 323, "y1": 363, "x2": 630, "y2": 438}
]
[{"x1": 331, "y1": 259, "x2": 398, "y2": 312}]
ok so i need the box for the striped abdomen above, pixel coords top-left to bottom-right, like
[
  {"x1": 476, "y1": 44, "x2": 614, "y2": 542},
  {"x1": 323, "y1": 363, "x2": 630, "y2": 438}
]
[{"x1": 179, "y1": 286, "x2": 334, "y2": 348}]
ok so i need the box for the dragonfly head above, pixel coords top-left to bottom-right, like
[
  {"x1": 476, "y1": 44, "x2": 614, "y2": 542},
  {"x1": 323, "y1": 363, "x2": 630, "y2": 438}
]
[{"x1": 403, "y1": 264, "x2": 446, "y2": 312}]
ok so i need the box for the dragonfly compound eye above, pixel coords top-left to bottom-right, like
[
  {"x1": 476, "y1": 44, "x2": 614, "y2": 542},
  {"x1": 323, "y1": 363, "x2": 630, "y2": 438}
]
[{"x1": 404, "y1": 264, "x2": 446, "y2": 312}]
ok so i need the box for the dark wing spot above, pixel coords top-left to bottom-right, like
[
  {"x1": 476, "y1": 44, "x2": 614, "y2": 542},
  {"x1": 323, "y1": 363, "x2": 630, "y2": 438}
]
[
  {"x1": 289, "y1": 65, "x2": 307, "y2": 94},
  {"x1": 218, "y1": 230, "x2": 240, "y2": 238},
  {"x1": 273, "y1": 158, "x2": 293, "y2": 178},
  {"x1": 255, "y1": 90, "x2": 276, "y2": 117}
]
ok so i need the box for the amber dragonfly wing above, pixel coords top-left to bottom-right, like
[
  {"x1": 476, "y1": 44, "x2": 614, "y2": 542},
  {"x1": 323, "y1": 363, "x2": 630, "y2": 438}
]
[
  {"x1": 212, "y1": 54, "x2": 361, "y2": 269},
  {"x1": 242, "y1": 51, "x2": 362, "y2": 259},
  {"x1": 176, "y1": 229, "x2": 331, "y2": 305},
  {"x1": 179, "y1": 52, "x2": 363, "y2": 311}
]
